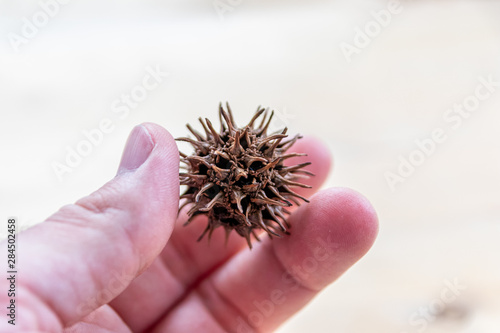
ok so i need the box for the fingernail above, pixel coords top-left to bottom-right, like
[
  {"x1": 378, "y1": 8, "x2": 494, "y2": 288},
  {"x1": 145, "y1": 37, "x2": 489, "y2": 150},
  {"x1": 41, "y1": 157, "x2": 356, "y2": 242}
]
[{"x1": 117, "y1": 125, "x2": 154, "y2": 175}]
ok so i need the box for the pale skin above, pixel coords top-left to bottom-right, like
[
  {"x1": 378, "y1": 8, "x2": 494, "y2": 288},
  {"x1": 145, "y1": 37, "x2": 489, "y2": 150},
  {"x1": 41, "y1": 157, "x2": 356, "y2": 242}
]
[{"x1": 1, "y1": 123, "x2": 378, "y2": 333}]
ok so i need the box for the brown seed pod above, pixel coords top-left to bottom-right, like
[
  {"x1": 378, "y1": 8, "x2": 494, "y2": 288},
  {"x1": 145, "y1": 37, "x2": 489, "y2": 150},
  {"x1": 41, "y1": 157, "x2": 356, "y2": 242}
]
[{"x1": 177, "y1": 103, "x2": 313, "y2": 249}]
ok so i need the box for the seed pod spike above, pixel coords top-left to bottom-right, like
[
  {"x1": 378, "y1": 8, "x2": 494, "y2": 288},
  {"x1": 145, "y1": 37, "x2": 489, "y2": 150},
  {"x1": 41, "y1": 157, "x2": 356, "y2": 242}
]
[
  {"x1": 226, "y1": 102, "x2": 237, "y2": 128},
  {"x1": 195, "y1": 182, "x2": 215, "y2": 202},
  {"x1": 186, "y1": 124, "x2": 204, "y2": 141},
  {"x1": 275, "y1": 209, "x2": 290, "y2": 228},
  {"x1": 234, "y1": 168, "x2": 248, "y2": 181},
  {"x1": 259, "y1": 191, "x2": 289, "y2": 207},
  {"x1": 230, "y1": 130, "x2": 244, "y2": 155},
  {"x1": 291, "y1": 169, "x2": 315, "y2": 177},
  {"x1": 257, "y1": 108, "x2": 269, "y2": 129},
  {"x1": 198, "y1": 117, "x2": 211, "y2": 138},
  {"x1": 244, "y1": 206, "x2": 253, "y2": 227},
  {"x1": 247, "y1": 108, "x2": 266, "y2": 128},
  {"x1": 188, "y1": 203, "x2": 202, "y2": 216},
  {"x1": 179, "y1": 173, "x2": 207, "y2": 180},
  {"x1": 257, "y1": 133, "x2": 288, "y2": 151},
  {"x1": 214, "y1": 150, "x2": 231, "y2": 161},
  {"x1": 257, "y1": 210, "x2": 280, "y2": 237},
  {"x1": 265, "y1": 204, "x2": 287, "y2": 231},
  {"x1": 282, "y1": 185, "x2": 310, "y2": 203},
  {"x1": 199, "y1": 192, "x2": 223, "y2": 212},
  {"x1": 268, "y1": 185, "x2": 293, "y2": 206},
  {"x1": 244, "y1": 156, "x2": 268, "y2": 166},
  {"x1": 251, "y1": 196, "x2": 288, "y2": 207},
  {"x1": 185, "y1": 156, "x2": 211, "y2": 168},
  {"x1": 176, "y1": 137, "x2": 208, "y2": 153},
  {"x1": 286, "y1": 173, "x2": 310, "y2": 181},
  {"x1": 234, "y1": 191, "x2": 247, "y2": 214},
  {"x1": 184, "y1": 211, "x2": 202, "y2": 226},
  {"x1": 244, "y1": 128, "x2": 252, "y2": 148},
  {"x1": 197, "y1": 223, "x2": 211, "y2": 242},
  {"x1": 257, "y1": 110, "x2": 274, "y2": 136},
  {"x1": 279, "y1": 134, "x2": 303, "y2": 152},
  {"x1": 268, "y1": 224, "x2": 285, "y2": 237},
  {"x1": 205, "y1": 118, "x2": 224, "y2": 145},
  {"x1": 220, "y1": 103, "x2": 235, "y2": 133},
  {"x1": 244, "y1": 233, "x2": 253, "y2": 249},
  {"x1": 178, "y1": 200, "x2": 191, "y2": 216},
  {"x1": 180, "y1": 193, "x2": 194, "y2": 200},
  {"x1": 287, "y1": 196, "x2": 301, "y2": 206},
  {"x1": 279, "y1": 153, "x2": 307, "y2": 161},
  {"x1": 255, "y1": 157, "x2": 281, "y2": 173},
  {"x1": 218, "y1": 103, "x2": 227, "y2": 133},
  {"x1": 276, "y1": 174, "x2": 312, "y2": 189},
  {"x1": 279, "y1": 162, "x2": 312, "y2": 174},
  {"x1": 179, "y1": 173, "x2": 202, "y2": 180},
  {"x1": 266, "y1": 128, "x2": 288, "y2": 154},
  {"x1": 224, "y1": 228, "x2": 231, "y2": 246},
  {"x1": 207, "y1": 225, "x2": 216, "y2": 242},
  {"x1": 251, "y1": 229, "x2": 261, "y2": 242}
]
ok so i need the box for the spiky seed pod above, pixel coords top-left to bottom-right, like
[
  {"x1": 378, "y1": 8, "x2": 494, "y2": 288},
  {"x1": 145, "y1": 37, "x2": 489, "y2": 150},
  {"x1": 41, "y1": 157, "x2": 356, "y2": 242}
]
[{"x1": 177, "y1": 103, "x2": 313, "y2": 249}]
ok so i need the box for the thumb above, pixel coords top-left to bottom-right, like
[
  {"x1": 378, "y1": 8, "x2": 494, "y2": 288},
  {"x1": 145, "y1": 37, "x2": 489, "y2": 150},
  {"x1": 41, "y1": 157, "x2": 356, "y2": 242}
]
[{"x1": 7, "y1": 123, "x2": 179, "y2": 330}]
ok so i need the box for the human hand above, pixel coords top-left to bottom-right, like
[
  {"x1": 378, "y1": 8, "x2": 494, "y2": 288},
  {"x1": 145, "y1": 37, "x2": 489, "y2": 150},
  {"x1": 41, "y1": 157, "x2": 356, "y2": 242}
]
[{"x1": 1, "y1": 123, "x2": 378, "y2": 333}]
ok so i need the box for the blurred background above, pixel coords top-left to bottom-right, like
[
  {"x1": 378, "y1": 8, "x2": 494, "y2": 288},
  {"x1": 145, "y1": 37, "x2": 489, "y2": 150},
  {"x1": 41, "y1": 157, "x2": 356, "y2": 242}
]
[{"x1": 1, "y1": 0, "x2": 499, "y2": 332}]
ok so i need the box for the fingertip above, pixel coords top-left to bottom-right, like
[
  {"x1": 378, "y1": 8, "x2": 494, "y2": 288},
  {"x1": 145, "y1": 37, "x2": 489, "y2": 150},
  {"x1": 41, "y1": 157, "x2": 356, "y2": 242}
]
[
  {"x1": 140, "y1": 122, "x2": 179, "y2": 173},
  {"x1": 136, "y1": 122, "x2": 180, "y2": 199},
  {"x1": 130, "y1": 122, "x2": 180, "y2": 255},
  {"x1": 141, "y1": 122, "x2": 177, "y2": 149},
  {"x1": 275, "y1": 187, "x2": 378, "y2": 290},
  {"x1": 311, "y1": 187, "x2": 379, "y2": 257},
  {"x1": 199, "y1": 186, "x2": 378, "y2": 332}
]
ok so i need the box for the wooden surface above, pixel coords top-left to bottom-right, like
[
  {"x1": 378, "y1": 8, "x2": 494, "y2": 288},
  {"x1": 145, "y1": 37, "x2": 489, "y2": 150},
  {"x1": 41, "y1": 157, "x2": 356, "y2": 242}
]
[{"x1": 0, "y1": 0, "x2": 499, "y2": 332}]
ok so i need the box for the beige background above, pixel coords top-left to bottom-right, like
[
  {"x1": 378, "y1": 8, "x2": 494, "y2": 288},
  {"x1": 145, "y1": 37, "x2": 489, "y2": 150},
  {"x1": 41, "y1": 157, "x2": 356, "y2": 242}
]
[{"x1": 1, "y1": 0, "x2": 499, "y2": 332}]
